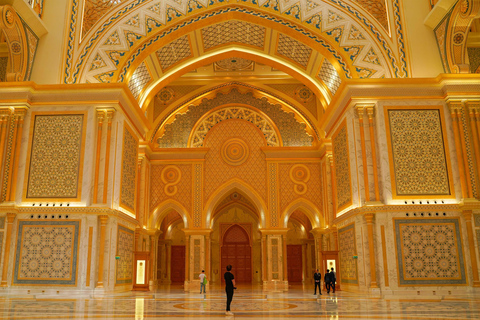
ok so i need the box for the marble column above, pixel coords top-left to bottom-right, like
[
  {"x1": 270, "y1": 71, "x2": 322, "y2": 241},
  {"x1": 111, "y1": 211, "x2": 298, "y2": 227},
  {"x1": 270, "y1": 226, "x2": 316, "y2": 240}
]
[
  {"x1": 356, "y1": 106, "x2": 370, "y2": 203},
  {"x1": 448, "y1": 103, "x2": 469, "y2": 198},
  {"x1": 1, "y1": 213, "x2": 16, "y2": 287},
  {"x1": 182, "y1": 229, "x2": 211, "y2": 291},
  {"x1": 8, "y1": 108, "x2": 27, "y2": 201},
  {"x1": 366, "y1": 107, "x2": 380, "y2": 201},
  {"x1": 311, "y1": 228, "x2": 325, "y2": 271},
  {"x1": 165, "y1": 240, "x2": 172, "y2": 284},
  {"x1": 364, "y1": 213, "x2": 378, "y2": 288},
  {"x1": 96, "y1": 215, "x2": 109, "y2": 288},
  {"x1": 93, "y1": 110, "x2": 104, "y2": 204},
  {"x1": 462, "y1": 210, "x2": 480, "y2": 287},
  {"x1": 260, "y1": 229, "x2": 289, "y2": 291},
  {"x1": 103, "y1": 109, "x2": 115, "y2": 204}
]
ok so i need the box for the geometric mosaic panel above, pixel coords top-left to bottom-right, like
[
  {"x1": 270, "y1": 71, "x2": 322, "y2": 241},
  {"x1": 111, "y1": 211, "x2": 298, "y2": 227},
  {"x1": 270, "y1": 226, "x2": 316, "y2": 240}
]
[
  {"x1": 318, "y1": 59, "x2": 342, "y2": 96},
  {"x1": 0, "y1": 216, "x2": 4, "y2": 229},
  {"x1": 353, "y1": 0, "x2": 388, "y2": 31},
  {"x1": 475, "y1": 214, "x2": 480, "y2": 227},
  {"x1": 13, "y1": 220, "x2": 80, "y2": 285},
  {"x1": 276, "y1": 33, "x2": 312, "y2": 69},
  {"x1": 156, "y1": 35, "x2": 192, "y2": 71},
  {"x1": 26, "y1": 114, "x2": 85, "y2": 199},
  {"x1": 82, "y1": 0, "x2": 127, "y2": 37},
  {"x1": 120, "y1": 125, "x2": 138, "y2": 213},
  {"x1": 338, "y1": 223, "x2": 358, "y2": 284},
  {"x1": 332, "y1": 121, "x2": 352, "y2": 211},
  {"x1": 201, "y1": 20, "x2": 265, "y2": 50},
  {"x1": 128, "y1": 62, "x2": 151, "y2": 100},
  {"x1": 387, "y1": 109, "x2": 451, "y2": 196},
  {"x1": 116, "y1": 225, "x2": 134, "y2": 285},
  {"x1": 394, "y1": 218, "x2": 466, "y2": 285}
]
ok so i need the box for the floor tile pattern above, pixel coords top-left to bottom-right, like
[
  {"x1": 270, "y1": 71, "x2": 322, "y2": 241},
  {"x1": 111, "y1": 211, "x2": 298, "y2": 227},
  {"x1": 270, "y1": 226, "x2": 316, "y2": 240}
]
[{"x1": 1, "y1": 284, "x2": 479, "y2": 319}]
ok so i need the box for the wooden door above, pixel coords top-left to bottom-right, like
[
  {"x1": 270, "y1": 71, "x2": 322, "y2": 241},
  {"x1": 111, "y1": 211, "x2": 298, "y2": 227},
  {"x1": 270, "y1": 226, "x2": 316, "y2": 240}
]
[
  {"x1": 170, "y1": 245, "x2": 185, "y2": 283},
  {"x1": 287, "y1": 245, "x2": 303, "y2": 282},
  {"x1": 221, "y1": 225, "x2": 252, "y2": 283}
]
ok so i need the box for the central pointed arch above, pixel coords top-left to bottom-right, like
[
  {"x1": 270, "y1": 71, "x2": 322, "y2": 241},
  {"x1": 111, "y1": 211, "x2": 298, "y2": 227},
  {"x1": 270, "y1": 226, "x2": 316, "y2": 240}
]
[{"x1": 204, "y1": 178, "x2": 268, "y2": 229}]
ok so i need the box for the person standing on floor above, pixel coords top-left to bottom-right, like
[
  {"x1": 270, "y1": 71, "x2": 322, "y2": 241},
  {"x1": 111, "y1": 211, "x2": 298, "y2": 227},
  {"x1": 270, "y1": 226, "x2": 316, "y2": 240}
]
[
  {"x1": 325, "y1": 269, "x2": 332, "y2": 293},
  {"x1": 199, "y1": 270, "x2": 207, "y2": 294},
  {"x1": 313, "y1": 269, "x2": 322, "y2": 295},
  {"x1": 224, "y1": 264, "x2": 236, "y2": 316},
  {"x1": 330, "y1": 268, "x2": 336, "y2": 293}
]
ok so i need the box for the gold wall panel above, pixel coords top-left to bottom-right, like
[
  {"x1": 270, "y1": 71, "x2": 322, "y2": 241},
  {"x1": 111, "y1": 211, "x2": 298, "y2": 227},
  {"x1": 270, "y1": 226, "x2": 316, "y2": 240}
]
[
  {"x1": 338, "y1": 223, "x2": 358, "y2": 284},
  {"x1": 116, "y1": 225, "x2": 134, "y2": 285},
  {"x1": 120, "y1": 124, "x2": 139, "y2": 214},
  {"x1": 13, "y1": 220, "x2": 80, "y2": 286},
  {"x1": 394, "y1": 218, "x2": 467, "y2": 286},
  {"x1": 24, "y1": 112, "x2": 87, "y2": 201},
  {"x1": 384, "y1": 107, "x2": 454, "y2": 199},
  {"x1": 332, "y1": 120, "x2": 352, "y2": 212}
]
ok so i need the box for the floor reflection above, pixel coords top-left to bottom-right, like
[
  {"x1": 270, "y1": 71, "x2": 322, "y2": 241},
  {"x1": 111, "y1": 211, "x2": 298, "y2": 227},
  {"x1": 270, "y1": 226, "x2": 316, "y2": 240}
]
[{"x1": 0, "y1": 284, "x2": 479, "y2": 319}]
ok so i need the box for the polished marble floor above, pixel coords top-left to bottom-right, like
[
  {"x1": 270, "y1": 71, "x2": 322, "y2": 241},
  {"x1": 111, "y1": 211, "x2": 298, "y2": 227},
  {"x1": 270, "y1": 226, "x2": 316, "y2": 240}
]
[{"x1": 0, "y1": 284, "x2": 479, "y2": 319}]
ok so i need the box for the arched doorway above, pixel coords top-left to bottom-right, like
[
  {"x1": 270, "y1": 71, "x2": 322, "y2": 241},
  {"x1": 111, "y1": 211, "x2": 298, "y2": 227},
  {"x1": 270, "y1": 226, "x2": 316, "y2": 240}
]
[
  {"x1": 286, "y1": 210, "x2": 315, "y2": 284},
  {"x1": 221, "y1": 224, "x2": 252, "y2": 283}
]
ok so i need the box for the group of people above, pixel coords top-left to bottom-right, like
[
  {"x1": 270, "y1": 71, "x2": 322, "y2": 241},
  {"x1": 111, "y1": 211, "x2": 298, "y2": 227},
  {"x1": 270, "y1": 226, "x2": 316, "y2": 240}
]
[
  {"x1": 314, "y1": 268, "x2": 336, "y2": 295},
  {"x1": 199, "y1": 266, "x2": 336, "y2": 316}
]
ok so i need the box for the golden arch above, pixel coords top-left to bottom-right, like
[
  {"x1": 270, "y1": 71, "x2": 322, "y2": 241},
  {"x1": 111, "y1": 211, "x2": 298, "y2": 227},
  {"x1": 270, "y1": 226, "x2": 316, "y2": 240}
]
[
  {"x1": 148, "y1": 199, "x2": 193, "y2": 229},
  {"x1": 280, "y1": 198, "x2": 324, "y2": 229},
  {"x1": 204, "y1": 178, "x2": 268, "y2": 229}
]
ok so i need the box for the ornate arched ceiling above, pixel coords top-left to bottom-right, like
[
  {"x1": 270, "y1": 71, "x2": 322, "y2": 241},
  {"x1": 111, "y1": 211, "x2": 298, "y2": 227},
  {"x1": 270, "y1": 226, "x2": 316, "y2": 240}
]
[
  {"x1": 65, "y1": 0, "x2": 409, "y2": 109},
  {"x1": 151, "y1": 84, "x2": 319, "y2": 148}
]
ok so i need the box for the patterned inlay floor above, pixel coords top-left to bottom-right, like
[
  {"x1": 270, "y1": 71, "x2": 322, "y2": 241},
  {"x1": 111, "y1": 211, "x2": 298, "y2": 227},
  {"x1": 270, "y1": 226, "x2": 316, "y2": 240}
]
[{"x1": 0, "y1": 284, "x2": 479, "y2": 319}]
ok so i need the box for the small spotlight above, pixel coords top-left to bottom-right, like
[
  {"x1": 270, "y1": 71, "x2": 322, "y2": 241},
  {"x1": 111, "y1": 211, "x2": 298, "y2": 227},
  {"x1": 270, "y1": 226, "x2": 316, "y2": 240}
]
[
  {"x1": 65, "y1": 215, "x2": 69, "y2": 219},
  {"x1": 60, "y1": 203, "x2": 63, "y2": 206},
  {"x1": 421, "y1": 213, "x2": 424, "y2": 216},
  {"x1": 442, "y1": 200, "x2": 444, "y2": 204},
  {"x1": 412, "y1": 201, "x2": 415, "y2": 204},
  {"x1": 32, "y1": 203, "x2": 35, "y2": 206},
  {"x1": 443, "y1": 212, "x2": 446, "y2": 216},
  {"x1": 428, "y1": 213, "x2": 431, "y2": 216},
  {"x1": 414, "y1": 213, "x2": 417, "y2": 216},
  {"x1": 46, "y1": 203, "x2": 49, "y2": 206},
  {"x1": 419, "y1": 201, "x2": 422, "y2": 204},
  {"x1": 427, "y1": 201, "x2": 429, "y2": 204},
  {"x1": 405, "y1": 201, "x2": 407, "y2": 204},
  {"x1": 44, "y1": 215, "x2": 47, "y2": 219},
  {"x1": 434, "y1": 201, "x2": 437, "y2": 204},
  {"x1": 67, "y1": 204, "x2": 70, "y2": 207},
  {"x1": 436, "y1": 213, "x2": 439, "y2": 216},
  {"x1": 406, "y1": 213, "x2": 409, "y2": 216}
]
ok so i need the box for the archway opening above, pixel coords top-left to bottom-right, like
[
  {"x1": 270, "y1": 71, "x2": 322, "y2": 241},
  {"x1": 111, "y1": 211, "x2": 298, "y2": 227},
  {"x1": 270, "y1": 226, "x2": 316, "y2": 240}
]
[
  {"x1": 286, "y1": 210, "x2": 315, "y2": 284},
  {"x1": 156, "y1": 210, "x2": 186, "y2": 284}
]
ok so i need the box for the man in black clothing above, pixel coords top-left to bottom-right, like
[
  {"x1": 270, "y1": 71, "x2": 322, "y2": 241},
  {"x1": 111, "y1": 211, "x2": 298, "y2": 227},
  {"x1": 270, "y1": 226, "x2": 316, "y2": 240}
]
[
  {"x1": 313, "y1": 269, "x2": 322, "y2": 295},
  {"x1": 224, "y1": 264, "x2": 236, "y2": 316},
  {"x1": 325, "y1": 269, "x2": 332, "y2": 293},
  {"x1": 330, "y1": 268, "x2": 336, "y2": 293}
]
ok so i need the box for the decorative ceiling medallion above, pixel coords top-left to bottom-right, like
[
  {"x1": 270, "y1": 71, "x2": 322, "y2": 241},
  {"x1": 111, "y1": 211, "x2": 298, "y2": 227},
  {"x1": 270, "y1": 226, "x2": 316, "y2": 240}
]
[
  {"x1": 221, "y1": 138, "x2": 250, "y2": 166},
  {"x1": 294, "y1": 86, "x2": 314, "y2": 103},
  {"x1": 214, "y1": 57, "x2": 254, "y2": 72},
  {"x1": 157, "y1": 87, "x2": 175, "y2": 105}
]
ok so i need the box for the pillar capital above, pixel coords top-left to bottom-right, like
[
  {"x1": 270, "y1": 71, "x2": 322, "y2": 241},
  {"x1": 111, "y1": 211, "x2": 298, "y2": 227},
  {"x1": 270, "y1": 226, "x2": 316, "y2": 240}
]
[
  {"x1": 364, "y1": 212, "x2": 375, "y2": 224},
  {"x1": 310, "y1": 227, "x2": 328, "y2": 237},
  {"x1": 6, "y1": 212, "x2": 16, "y2": 223},
  {"x1": 99, "y1": 215, "x2": 109, "y2": 225},
  {"x1": 355, "y1": 106, "x2": 365, "y2": 119},
  {"x1": 462, "y1": 209, "x2": 473, "y2": 221}
]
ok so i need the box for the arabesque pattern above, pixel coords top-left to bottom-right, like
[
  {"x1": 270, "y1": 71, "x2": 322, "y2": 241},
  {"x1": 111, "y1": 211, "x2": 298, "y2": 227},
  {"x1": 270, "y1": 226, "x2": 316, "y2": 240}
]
[
  {"x1": 204, "y1": 120, "x2": 267, "y2": 204},
  {"x1": 70, "y1": 0, "x2": 403, "y2": 84},
  {"x1": 150, "y1": 164, "x2": 192, "y2": 215},
  {"x1": 116, "y1": 225, "x2": 134, "y2": 284},
  {"x1": 157, "y1": 89, "x2": 312, "y2": 148},
  {"x1": 14, "y1": 220, "x2": 80, "y2": 285},
  {"x1": 120, "y1": 125, "x2": 138, "y2": 213},
  {"x1": 332, "y1": 123, "x2": 352, "y2": 211},
  {"x1": 279, "y1": 163, "x2": 323, "y2": 214},
  {"x1": 128, "y1": 61, "x2": 151, "y2": 99},
  {"x1": 338, "y1": 223, "x2": 358, "y2": 284},
  {"x1": 276, "y1": 33, "x2": 312, "y2": 68},
  {"x1": 190, "y1": 106, "x2": 280, "y2": 147},
  {"x1": 156, "y1": 35, "x2": 192, "y2": 71},
  {"x1": 395, "y1": 219, "x2": 466, "y2": 285},
  {"x1": 387, "y1": 109, "x2": 450, "y2": 196},
  {"x1": 202, "y1": 20, "x2": 265, "y2": 50},
  {"x1": 26, "y1": 114, "x2": 84, "y2": 199}
]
